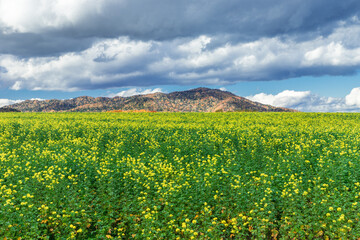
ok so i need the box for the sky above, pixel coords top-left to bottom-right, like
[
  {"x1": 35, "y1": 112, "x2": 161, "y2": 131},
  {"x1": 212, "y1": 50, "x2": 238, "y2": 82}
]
[{"x1": 1, "y1": 0, "x2": 360, "y2": 111}]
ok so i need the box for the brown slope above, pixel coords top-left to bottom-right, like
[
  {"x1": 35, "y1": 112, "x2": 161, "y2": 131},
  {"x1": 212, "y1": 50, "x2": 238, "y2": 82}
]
[{"x1": 9, "y1": 88, "x2": 297, "y2": 112}]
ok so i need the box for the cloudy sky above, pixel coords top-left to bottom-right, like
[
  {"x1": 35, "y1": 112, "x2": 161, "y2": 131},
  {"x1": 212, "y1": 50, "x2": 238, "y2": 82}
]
[{"x1": 1, "y1": 0, "x2": 360, "y2": 111}]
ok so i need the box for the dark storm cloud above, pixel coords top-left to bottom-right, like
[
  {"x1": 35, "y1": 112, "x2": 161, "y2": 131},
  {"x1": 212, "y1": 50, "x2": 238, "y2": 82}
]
[
  {"x1": 0, "y1": 32, "x2": 96, "y2": 58},
  {"x1": 36, "y1": 0, "x2": 360, "y2": 39},
  {"x1": 2, "y1": 0, "x2": 360, "y2": 55}
]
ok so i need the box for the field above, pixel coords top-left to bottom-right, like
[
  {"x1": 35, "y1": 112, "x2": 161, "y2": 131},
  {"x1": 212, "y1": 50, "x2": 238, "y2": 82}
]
[{"x1": 1, "y1": 112, "x2": 360, "y2": 239}]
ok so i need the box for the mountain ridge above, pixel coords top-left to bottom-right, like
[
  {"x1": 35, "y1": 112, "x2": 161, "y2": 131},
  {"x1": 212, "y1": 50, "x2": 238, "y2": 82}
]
[{"x1": 9, "y1": 88, "x2": 297, "y2": 112}]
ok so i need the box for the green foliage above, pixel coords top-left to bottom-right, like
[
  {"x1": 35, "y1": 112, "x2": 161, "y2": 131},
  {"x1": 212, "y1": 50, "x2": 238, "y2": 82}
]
[{"x1": 0, "y1": 112, "x2": 359, "y2": 239}]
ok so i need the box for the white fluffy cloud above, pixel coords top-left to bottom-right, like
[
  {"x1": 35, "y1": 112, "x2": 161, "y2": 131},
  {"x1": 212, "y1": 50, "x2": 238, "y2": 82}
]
[
  {"x1": 110, "y1": 88, "x2": 163, "y2": 98},
  {"x1": 247, "y1": 87, "x2": 360, "y2": 112},
  {"x1": 0, "y1": 99, "x2": 23, "y2": 107},
  {"x1": 345, "y1": 87, "x2": 360, "y2": 106},
  {"x1": 0, "y1": 0, "x2": 105, "y2": 33},
  {"x1": 0, "y1": 37, "x2": 153, "y2": 90}
]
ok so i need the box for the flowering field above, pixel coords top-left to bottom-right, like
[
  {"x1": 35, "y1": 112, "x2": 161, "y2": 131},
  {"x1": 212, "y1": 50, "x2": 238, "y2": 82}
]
[{"x1": 1, "y1": 112, "x2": 360, "y2": 239}]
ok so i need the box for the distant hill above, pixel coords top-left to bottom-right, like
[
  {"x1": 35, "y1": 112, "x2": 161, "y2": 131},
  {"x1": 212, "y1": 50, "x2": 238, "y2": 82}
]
[
  {"x1": 0, "y1": 107, "x2": 21, "y2": 112},
  {"x1": 9, "y1": 88, "x2": 297, "y2": 112}
]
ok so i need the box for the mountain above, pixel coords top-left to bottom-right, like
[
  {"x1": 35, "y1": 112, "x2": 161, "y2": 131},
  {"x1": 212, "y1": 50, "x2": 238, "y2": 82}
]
[{"x1": 9, "y1": 88, "x2": 296, "y2": 112}]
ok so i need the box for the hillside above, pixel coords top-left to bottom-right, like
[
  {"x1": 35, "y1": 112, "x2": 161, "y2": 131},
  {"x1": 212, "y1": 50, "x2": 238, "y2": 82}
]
[
  {"x1": 9, "y1": 88, "x2": 296, "y2": 112},
  {"x1": 0, "y1": 107, "x2": 21, "y2": 112}
]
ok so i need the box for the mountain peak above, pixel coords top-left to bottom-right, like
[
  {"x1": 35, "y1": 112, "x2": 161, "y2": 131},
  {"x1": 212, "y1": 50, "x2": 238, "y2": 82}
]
[
  {"x1": 182, "y1": 87, "x2": 228, "y2": 93},
  {"x1": 188, "y1": 87, "x2": 213, "y2": 92}
]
